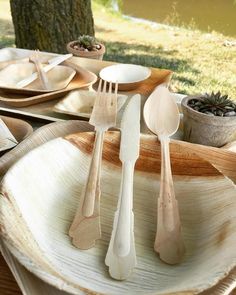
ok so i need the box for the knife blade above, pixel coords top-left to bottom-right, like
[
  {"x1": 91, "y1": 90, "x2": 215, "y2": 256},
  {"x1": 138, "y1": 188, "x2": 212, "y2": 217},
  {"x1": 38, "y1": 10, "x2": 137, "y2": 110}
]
[
  {"x1": 105, "y1": 94, "x2": 141, "y2": 280},
  {"x1": 119, "y1": 94, "x2": 141, "y2": 163},
  {"x1": 16, "y1": 53, "x2": 73, "y2": 88}
]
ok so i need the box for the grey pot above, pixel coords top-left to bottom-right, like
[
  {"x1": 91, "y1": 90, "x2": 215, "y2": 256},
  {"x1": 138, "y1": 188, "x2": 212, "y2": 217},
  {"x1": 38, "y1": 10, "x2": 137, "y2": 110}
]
[{"x1": 181, "y1": 95, "x2": 236, "y2": 147}]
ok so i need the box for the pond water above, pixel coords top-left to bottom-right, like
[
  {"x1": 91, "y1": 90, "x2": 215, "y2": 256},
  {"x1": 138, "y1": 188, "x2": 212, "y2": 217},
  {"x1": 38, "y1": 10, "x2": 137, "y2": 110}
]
[{"x1": 120, "y1": 0, "x2": 236, "y2": 38}]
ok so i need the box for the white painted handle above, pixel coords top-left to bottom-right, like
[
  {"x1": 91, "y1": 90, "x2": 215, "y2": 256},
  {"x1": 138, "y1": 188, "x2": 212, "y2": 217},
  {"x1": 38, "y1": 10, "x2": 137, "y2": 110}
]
[
  {"x1": 82, "y1": 131, "x2": 104, "y2": 217},
  {"x1": 105, "y1": 188, "x2": 136, "y2": 280},
  {"x1": 113, "y1": 161, "x2": 134, "y2": 257},
  {"x1": 154, "y1": 136, "x2": 185, "y2": 264}
]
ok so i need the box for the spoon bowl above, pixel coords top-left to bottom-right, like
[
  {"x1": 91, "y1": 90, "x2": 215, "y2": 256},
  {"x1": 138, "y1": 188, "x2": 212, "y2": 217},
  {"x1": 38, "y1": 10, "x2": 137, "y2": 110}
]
[{"x1": 143, "y1": 85, "x2": 180, "y2": 137}]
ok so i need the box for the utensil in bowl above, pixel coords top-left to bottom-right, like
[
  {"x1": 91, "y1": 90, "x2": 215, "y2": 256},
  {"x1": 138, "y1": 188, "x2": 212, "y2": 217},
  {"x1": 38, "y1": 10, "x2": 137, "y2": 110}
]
[
  {"x1": 0, "y1": 61, "x2": 97, "y2": 106},
  {"x1": 143, "y1": 84, "x2": 185, "y2": 264},
  {"x1": 69, "y1": 80, "x2": 118, "y2": 249},
  {"x1": 99, "y1": 64, "x2": 151, "y2": 91},
  {"x1": 105, "y1": 94, "x2": 141, "y2": 280},
  {"x1": 0, "y1": 63, "x2": 76, "y2": 94},
  {"x1": 29, "y1": 50, "x2": 51, "y2": 90},
  {"x1": 16, "y1": 53, "x2": 73, "y2": 89}
]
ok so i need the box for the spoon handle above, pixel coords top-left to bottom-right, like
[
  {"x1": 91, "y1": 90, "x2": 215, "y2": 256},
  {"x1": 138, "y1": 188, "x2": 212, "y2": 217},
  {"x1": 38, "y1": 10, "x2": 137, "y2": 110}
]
[{"x1": 154, "y1": 136, "x2": 185, "y2": 264}]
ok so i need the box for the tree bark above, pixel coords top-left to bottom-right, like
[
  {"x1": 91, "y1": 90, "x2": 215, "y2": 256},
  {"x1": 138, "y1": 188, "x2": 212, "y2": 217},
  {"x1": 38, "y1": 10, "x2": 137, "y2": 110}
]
[{"x1": 10, "y1": 0, "x2": 94, "y2": 53}]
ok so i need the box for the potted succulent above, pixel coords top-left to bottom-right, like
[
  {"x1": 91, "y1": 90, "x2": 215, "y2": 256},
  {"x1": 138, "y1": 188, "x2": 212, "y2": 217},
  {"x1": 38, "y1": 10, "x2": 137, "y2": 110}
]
[
  {"x1": 66, "y1": 35, "x2": 105, "y2": 60},
  {"x1": 181, "y1": 91, "x2": 236, "y2": 147}
]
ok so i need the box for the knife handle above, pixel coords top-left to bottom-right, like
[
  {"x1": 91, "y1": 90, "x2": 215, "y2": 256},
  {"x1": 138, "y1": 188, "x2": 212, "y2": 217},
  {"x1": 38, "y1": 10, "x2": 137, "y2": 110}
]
[
  {"x1": 113, "y1": 161, "x2": 134, "y2": 257},
  {"x1": 82, "y1": 130, "x2": 104, "y2": 217},
  {"x1": 105, "y1": 160, "x2": 136, "y2": 280}
]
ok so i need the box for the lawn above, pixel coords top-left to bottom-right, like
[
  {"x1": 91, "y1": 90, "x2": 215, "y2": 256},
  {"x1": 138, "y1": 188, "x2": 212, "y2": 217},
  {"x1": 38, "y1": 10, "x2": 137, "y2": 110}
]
[{"x1": 0, "y1": 0, "x2": 236, "y2": 97}]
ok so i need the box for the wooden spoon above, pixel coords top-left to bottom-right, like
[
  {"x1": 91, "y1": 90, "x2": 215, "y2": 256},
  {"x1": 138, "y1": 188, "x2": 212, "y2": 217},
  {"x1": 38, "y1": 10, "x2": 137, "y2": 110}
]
[{"x1": 143, "y1": 84, "x2": 185, "y2": 264}]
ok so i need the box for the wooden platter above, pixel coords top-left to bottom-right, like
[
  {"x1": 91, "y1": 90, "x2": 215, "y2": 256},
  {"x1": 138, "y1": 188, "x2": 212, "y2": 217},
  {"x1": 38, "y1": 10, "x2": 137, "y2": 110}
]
[
  {"x1": 0, "y1": 47, "x2": 56, "y2": 70},
  {"x1": 1, "y1": 130, "x2": 236, "y2": 294},
  {"x1": 0, "y1": 60, "x2": 97, "y2": 107}
]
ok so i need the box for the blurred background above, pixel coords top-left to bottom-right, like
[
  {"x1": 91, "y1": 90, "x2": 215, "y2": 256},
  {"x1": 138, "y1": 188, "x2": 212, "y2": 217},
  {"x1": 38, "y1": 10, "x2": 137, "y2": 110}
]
[{"x1": 0, "y1": 0, "x2": 235, "y2": 97}]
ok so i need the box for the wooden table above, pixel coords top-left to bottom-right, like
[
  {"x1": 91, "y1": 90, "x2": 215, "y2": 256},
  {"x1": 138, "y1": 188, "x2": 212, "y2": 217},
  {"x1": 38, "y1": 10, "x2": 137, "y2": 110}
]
[
  {"x1": 0, "y1": 49, "x2": 236, "y2": 295},
  {"x1": 0, "y1": 254, "x2": 22, "y2": 295}
]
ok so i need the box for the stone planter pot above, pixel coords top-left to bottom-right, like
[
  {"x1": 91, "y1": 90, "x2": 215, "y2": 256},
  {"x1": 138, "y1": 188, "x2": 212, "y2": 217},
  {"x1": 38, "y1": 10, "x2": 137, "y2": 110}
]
[
  {"x1": 181, "y1": 95, "x2": 236, "y2": 147},
  {"x1": 66, "y1": 41, "x2": 105, "y2": 60}
]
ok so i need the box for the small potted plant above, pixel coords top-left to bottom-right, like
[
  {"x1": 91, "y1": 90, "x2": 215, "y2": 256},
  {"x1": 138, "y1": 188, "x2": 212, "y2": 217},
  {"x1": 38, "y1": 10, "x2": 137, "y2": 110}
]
[
  {"x1": 66, "y1": 35, "x2": 105, "y2": 60},
  {"x1": 181, "y1": 91, "x2": 236, "y2": 147}
]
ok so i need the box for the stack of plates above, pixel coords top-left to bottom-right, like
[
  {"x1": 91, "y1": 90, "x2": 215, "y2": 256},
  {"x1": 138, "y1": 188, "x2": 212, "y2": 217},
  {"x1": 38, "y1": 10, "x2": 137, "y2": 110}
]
[{"x1": 0, "y1": 48, "x2": 97, "y2": 107}]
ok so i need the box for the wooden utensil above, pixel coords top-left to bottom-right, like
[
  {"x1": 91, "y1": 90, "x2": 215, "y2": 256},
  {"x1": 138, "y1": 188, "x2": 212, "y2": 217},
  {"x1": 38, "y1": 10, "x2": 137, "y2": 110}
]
[
  {"x1": 105, "y1": 94, "x2": 141, "y2": 280},
  {"x1": 29, "y1": 50, "x2": 51, "y2": 90},
  {"x1": 69, "y1": 80, "x2": 118, "y2": 249},
  {"x1": 143, "y1": 84, "x2": 185, "y2": 264}
]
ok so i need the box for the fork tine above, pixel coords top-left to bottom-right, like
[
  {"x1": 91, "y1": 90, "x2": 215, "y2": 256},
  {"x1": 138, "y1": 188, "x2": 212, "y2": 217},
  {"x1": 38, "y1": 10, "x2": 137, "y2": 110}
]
[
  {"x1": 100, "y1": 80, "x2": 107, "y2": 106},
  {"x1": 93, "y1": 79, "x2": 103, "y2": 108},
  {"x1": 106, "y1": 81, "x2": 113, "y2": 106},
  {"x1": 111, "y1": 82, "x2": 118, "y2": 108},
  {"x1": 97, "y1": 78, "x2": 102, "y2": 93}
]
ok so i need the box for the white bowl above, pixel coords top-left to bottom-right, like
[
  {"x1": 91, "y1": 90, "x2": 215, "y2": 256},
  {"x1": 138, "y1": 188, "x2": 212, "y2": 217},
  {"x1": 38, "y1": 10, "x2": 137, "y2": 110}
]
[{"x1": 99, "y1": 64, "x2": 151, "y2": 91}]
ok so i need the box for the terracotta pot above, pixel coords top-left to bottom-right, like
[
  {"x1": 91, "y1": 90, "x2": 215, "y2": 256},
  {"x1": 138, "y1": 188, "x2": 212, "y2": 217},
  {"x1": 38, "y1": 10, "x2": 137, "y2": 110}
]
[
  {"x1": 66, "y1": 41, "x2": 105, "y2": 60},
  {"x1": 181, "y1": 95, "x2": 236, "y2": 147}
]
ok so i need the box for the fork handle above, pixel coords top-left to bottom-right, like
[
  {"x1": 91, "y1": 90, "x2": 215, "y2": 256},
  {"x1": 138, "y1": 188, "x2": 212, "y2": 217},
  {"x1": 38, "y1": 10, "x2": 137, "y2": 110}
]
[
  {"x1": 34, "y1": 60, "x2": 51, "y2": 90},
  {"x1": 82, "y1": 130, "x2": 104, "y2": 217}
]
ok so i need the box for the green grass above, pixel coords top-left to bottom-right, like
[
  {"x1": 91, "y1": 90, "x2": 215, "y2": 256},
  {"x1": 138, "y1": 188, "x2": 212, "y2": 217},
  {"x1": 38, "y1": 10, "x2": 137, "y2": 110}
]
[
  {"x1": 0, "y1": 0, "x2": 14, "y2": 48},
  {"x1": 0, "y1": 0, "x2": 235, "y2": 98}
]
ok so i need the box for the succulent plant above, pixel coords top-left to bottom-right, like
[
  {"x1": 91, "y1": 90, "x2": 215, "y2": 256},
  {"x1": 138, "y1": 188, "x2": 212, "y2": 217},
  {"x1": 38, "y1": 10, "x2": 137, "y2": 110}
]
[
  {"x1": 188, "y1": 91, "x2": 236, "y2": 117},
  {"x1": 71, "y1": 35, "x2": 101, "y2": 52}
]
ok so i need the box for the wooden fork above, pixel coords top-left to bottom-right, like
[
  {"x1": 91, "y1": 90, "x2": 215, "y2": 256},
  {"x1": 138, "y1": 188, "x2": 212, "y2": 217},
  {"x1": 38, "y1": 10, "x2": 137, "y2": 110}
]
[
  {"x1": 69, "y1": 80, "x2": 118, "y2": 249},
  {"x1": 29, "y1": 50, "x2": 51, "y2": 90}
]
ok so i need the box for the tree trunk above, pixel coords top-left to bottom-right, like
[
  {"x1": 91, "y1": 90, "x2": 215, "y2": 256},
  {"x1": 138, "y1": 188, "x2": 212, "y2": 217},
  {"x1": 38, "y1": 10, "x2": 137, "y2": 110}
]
[{"x1": 10, "y1": 0, "x2": 94, "y2": 53}]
